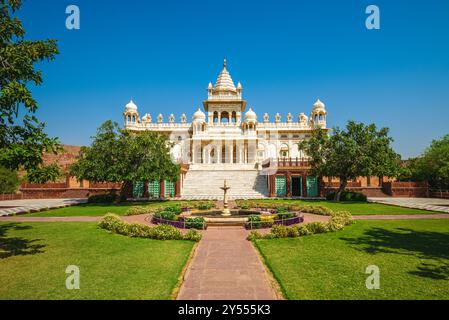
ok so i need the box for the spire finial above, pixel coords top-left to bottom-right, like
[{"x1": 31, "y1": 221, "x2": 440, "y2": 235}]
[{"x1": 223, "y1": 58, "x2": 227, "y2": 68}]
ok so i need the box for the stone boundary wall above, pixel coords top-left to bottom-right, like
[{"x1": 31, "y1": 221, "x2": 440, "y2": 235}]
[
  {"x1": 430, "y1": 191, "x2": 449, "y2": 199},
  {"x1": 0, "y1": 188, "x2": 120, "y2": 201},
  {"x1": 383, "y1": 181, "x2": 429, "y2": 197}
]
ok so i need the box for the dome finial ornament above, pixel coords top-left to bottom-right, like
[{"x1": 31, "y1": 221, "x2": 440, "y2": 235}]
[{"x1": 223, "y1": 58, "x2": 227, "y2": 69}]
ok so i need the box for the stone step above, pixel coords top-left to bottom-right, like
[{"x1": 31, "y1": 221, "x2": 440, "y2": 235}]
[{"x1": 181, "y1": 169, "x2": 269, "y2": 198}]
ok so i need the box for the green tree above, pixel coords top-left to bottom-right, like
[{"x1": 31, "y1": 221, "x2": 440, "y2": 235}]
[
  {"x1": 0, "y1": 166, "x2": 20, "y2": 194},
  {"x1": 70, "y1": 121, "x2": 180, "y2": 200},
  {"x1": 407, "y1": 134, "x2": 449, "y2": 189},
  {"x1": 0, "y1": 0, "x2": 61, "y2": 182},
  {"x1": 299, "y1": 121, "x2": 400, "y2": 201}
]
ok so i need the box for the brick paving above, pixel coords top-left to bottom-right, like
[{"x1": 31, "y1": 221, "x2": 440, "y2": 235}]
[{"x1": 177, "y1": 227, "x2": 278, "y2": 300}]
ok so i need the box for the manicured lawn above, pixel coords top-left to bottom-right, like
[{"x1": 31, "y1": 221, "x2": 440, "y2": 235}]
[
  {"x1": 28, "y1": 200, "x2": 193, "y2": 217},
  {"x1": 247, "y1": 199, "x2": 441, "y2": 215},
  {"x1": 0, "y1": 222, "x2": 195, "y2": 299},
  {"x1": 254, "y1": 219, "x2": 449, "y2": 299}
]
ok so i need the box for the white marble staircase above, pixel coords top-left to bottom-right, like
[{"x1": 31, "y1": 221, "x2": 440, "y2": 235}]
[{"x1": 181, "y1": 169, "x2": 269, "y2": 200}]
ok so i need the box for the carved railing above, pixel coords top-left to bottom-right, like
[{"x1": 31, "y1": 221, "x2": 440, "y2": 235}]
[{"x1": 262, "y1": 157, "x2": 310, "y2": 168}]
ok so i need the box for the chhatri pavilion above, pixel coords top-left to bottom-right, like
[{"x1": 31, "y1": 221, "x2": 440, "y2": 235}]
[{"x1": 122, "y1": 60, "x2": 328, "y2": 199}]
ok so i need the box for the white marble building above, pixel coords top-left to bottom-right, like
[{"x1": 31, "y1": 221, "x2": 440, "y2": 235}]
[{"x1": 123, "y1": 60, "x2": 328, "y2": 199}]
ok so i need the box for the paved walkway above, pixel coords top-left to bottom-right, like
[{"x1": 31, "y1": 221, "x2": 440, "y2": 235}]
[
  {"x1": 368, "y1": 197, "x2": 449, "y2": 214},
  {"x1": 0, "y1": 198, "x2": 87, "y2": 216},
  {"x1": 177, "y1": 227, "x2": 278, "y2": 300}
]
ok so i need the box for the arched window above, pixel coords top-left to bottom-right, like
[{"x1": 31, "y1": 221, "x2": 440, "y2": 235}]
[
  {"x1": 231, "y1": 111, "x2": 237, "y2": 123},
  {"x1": 213, "y1": 111, "x2": 219, "y2": 124},
  {"x1": 127, "y1": 115, "x2": 131, "y2": 123},
  {"x1": 280, "y1": 144, "x2": 289, "y2": 158},
  {"x1": 221, "y1": 111, "x2": 229, "y2": 124}
]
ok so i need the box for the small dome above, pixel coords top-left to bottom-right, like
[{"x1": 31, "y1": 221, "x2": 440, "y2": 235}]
[
  {"x1": 125, "y1": 99, "x2": 138, "y2": 111},
  {"x1": 313, "y1": 99, "x2": 325, "y2": 110},
  {"x1": 244, "y1": 107, "x2": 257, "y2": 122},
  {"x1": 193, "y1": 108, "x2": 206, "y2": 121}
]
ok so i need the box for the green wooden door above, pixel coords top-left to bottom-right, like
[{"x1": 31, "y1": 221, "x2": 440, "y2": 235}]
[
  {"x1": 275, "y1": 176, "x2": 287, "y2": 197},
  {"x1": 133, "y1": 181, "x2": 144, "y2": 198},
  {"x1": 165, "y1": 181, "x2": 175, "y2": 198},
  {"x1": 306, "y1": 176, "x2": 318, "y2": 197},
  {"x1": 148, "y1": 181, "x2": 160, "y2": 198}
]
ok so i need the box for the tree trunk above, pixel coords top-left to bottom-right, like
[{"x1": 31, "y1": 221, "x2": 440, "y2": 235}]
[
  {"x1": 116, "y1": 181, "x2": 131, "y2": 203},
  {"x1": 334, "y1": 178, "x2": 348, "y2": 202}
]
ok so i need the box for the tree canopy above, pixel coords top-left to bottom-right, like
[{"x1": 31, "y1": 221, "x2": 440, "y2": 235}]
[
  {"x1": 403, "y1": 134, "x2": 449, "y2": 190},
  {"x1": 299, "y1": 121, "x2": 400, "y2": 201},
  {"x1": 0, "y1": 165, "x2": 20, "y2": 194},
  {"x1": 70, "y1": 121, "x2": 180, "y2": 197},
  {"x1": 0, "y1": 0, "x2": 61, "y2": 182}
]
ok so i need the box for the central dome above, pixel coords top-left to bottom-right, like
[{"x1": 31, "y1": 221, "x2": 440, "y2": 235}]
[{"x1": 214, "y1": 59, "x2": 236, "y2": 92}]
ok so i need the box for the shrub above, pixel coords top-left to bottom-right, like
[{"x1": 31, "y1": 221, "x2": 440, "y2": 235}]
[
  {"x1": 184, "y1": 217, "x2": 206, "y2": 230},
  {"x1": 197, "y1": 202, "x2": 214, "y2": 210},
  {"x1": 125, "y1": 206, "x2": 149, "y2": 216},
  {"x1": 184, "y1": 229, "x2": 202, "y2": 242},
  {"x1": 277, "y1": 212, "x2": 294, "y2": 220},
  {"x1": 301, "y1": 205, "x2": 334, "y2": 216},
  {"x1": 247, "y1": 231, "x2": 263, "y2": 241},
  {"x1": 271, "y1": 225, "x2": 289, "y2": 238},
  {"x1": 287, "y1": 226, "x2": 300, "y2": 238},
  {"x1": 239, "y1": 203, "x2": 250, "y2": 210},
  {"x1": 98, "y1": 214, "x2": 201, "y2": 241},
  {"x1": 98, "y1": 213, "x2": 123, "y2": 231},
  {"x1": 326, "y1": 191, "x2": 367, "y2": 202},
  {"x1": 148, "y1": 224, "x2": 184, "y2": 240},
  {"x1": 162, "y1": 205, "x2": 182, "y2": 214},
  {"x1": 154, "y1": 210, "x2": 178, "y2": 221},
  {"x1": 295, "y1": 225, "x2": 312, "y2": 236},
  {"x1": 88, "y1": 193, "x2": 118, "y2": 203},
  {"x1": 275, "y1": 206, "x2": 289, "y2": 213},
  {"x1": 0, "y1": 166, "x2": 20, "y2": 194},
  {"x1": 304, "y1": 222, "x2": 329, "y2": 234},
  {"x1": 248, "y1": 215, "x2": 261, "y2": 222}
]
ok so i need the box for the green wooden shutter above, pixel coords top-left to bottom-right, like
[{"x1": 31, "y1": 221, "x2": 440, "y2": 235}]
[
  {"x1": 132, "y1": 181, "x2": 144, "y2": 198},
  {"x1": 306, "y1": 176, "x2": 318, "y2": 197},
  {"x1": 275, "y1": 176, "x2": 287, "y2": 197},
  {"x1": 165, "y1": 181, "x2": 175, "y2": 198},
  {"x1": 148, "y1": 181, "x2": 160, "y2": 198}
]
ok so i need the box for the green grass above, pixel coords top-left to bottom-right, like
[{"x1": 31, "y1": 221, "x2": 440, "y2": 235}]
[
  {"x1": 254, "y1": 219, "x2": 449, "y2": 299},
  {"x1": 245, "y1": 199, "x2": 441, "y2": 215},
  {"x1": 0, "y1": 222, "x2": 195, "y2": 299},
  {"x1": 28, "y1": 200, "x2": 193, "y2": 217}
]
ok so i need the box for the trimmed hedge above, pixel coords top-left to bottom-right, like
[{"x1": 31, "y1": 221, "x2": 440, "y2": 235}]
[
  {"x1": 125, "y1": 206, "x2": 151, "y2": 216},
  {"x1": 88, "y1": 193, "x2": 126, "y2": 203},
  {"x1": 247, "y1": 210, "x2": 353, "y2": 240},
  {"x1": 98, "y1": 214, "x2": 201, "y2": 241},
  {"x1": 326, "y1": 191, "x2": 367, "y2": 202},
  {"x1": 236, "y1": 200, "x2": 334, "y2": 216}
]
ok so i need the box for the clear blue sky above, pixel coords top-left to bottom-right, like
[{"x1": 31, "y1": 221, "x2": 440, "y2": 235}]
[{"x1": 18, "y1": 0, "x2": 449, "y2": 159}]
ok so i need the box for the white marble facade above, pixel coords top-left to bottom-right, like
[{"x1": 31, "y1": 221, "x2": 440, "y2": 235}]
[{"x1": 123, "y1": 60, "x2": 328, "y2": 167}]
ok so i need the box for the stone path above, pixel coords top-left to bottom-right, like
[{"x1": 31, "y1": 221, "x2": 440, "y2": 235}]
[
  {"x1": 368, "y1": 197, "x2": 449, "y2": 214},
  {"x1": 0, "y1": 198, "x2": 87, "y2": 216},
  {"x1": 177, "y1": 227, "x2": 278, "y2": 300}
]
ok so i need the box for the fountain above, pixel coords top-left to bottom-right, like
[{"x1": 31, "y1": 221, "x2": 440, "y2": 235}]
[{"x1": 220, "y1": 179, "x2": 231, "y2": 216}]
